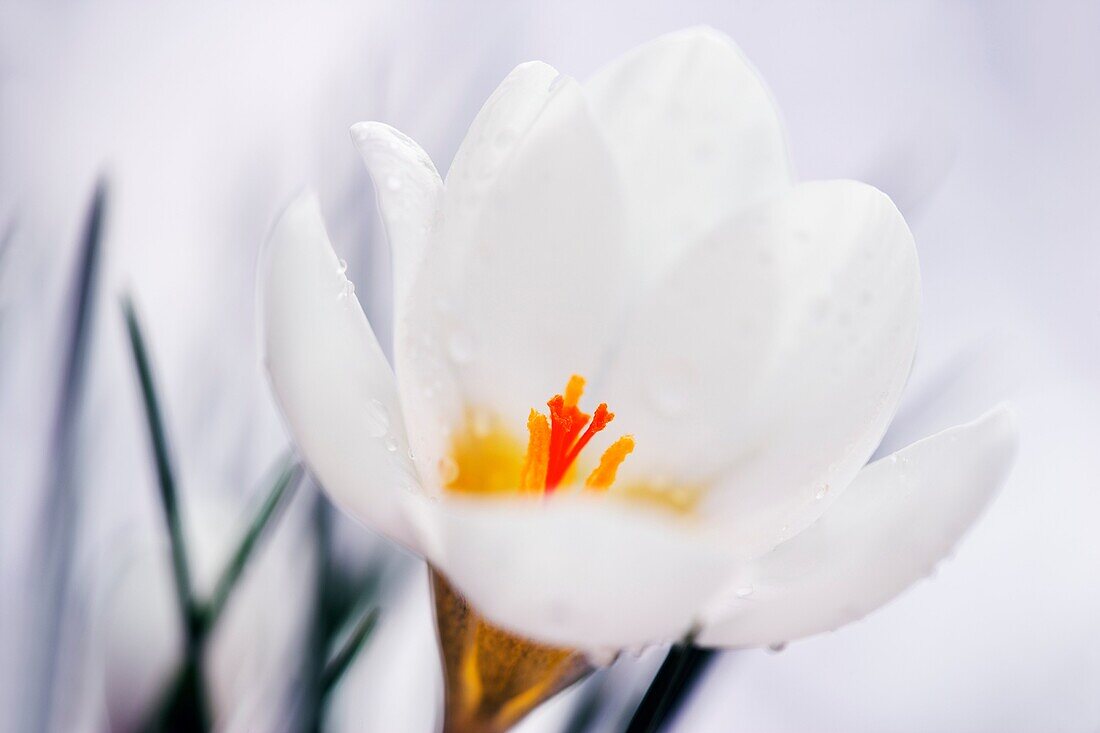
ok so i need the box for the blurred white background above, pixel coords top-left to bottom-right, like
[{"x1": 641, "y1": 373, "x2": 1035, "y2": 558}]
[{"x1": 2, "y1": 1, "x2": 1097, "y2": 731}]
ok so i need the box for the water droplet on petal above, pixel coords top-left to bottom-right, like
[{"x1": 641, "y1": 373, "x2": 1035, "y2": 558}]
[
  {"x1": 364, "y1": 399, "x2": 390, "y2": 438},
  {"x1": 384, "y1": 435, "x2": 399, "y2": 453},
  {"x1": 815, "y1": 483, "x2": 830, "y2": 500},
  {"x1": 336, "y1": 259, "x2": 348, "y2": 275},
  {"x1": 736, "y1": 585, "x2": 755, "y2": 598},
  {"x1": 338, "y1": 280, "x2": 356, "y2": 300},
  {"x1": 768, "y1": 642, "x2": 787, "y2": 653}
]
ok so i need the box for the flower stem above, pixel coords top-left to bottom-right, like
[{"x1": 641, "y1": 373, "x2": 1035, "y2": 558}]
[
  {"x1": 321, "y1": 606, "x2": 380, "y2": 695},
  {"x1": 431, "y1": 568, "x2": 592, "y2": 733},
  {"x1": 622, "y1": 641, "x2": 715, "y2": 733}
]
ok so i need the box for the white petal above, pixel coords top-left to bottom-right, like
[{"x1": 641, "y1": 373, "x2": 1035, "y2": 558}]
[
  {"x1": 604, "y1": 180, "x2": 920, "y2": 556},
  {"x1": 398, "y1": 65, "x2": 628, "y2": 488},
  {"x1": 585, "y1": 26, "x2": 792, "y2": 283},
  {"x1": 697, "y1": 405, "x2": 1018, "y2": 648},
  {"x1": 349, "y1": 121, "x2": 442, "y2": 315},
  {"x1": 444, "y1": 61, "x2": 563, "y2": 226},
  {"x1": 261, "y1": 193, "x2": 423, "y2": 548},
  {"x1": 421, "y1": 494, "x2": 734, "y2": 649}
]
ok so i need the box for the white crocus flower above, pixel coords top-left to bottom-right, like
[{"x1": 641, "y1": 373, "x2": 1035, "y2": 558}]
[{"x1": 261, "y1": 26, "x2": 1016, "y2": 730}]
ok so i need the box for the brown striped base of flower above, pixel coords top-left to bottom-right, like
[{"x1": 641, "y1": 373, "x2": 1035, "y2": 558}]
[{"x1": 431, "y1": 569, "x2": 592, "y2": 733}]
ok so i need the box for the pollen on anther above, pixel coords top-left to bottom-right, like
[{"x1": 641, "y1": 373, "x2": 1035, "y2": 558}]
[
  {"x1": 585, "y1": 436, "x2": 635, "y2": 491},
  {"x1": 563, "y1": 374, "x2": 586, "y2": 410},
  {"x1": 519, "y1": 409, "x2": 551, "y2": 492},
  {"x1": 518, "y1": 375, "x2": 634, "y2": 495}
]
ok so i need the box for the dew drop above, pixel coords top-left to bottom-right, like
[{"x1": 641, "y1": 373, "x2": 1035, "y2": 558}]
[
  {"x1": 383, "y1": 435, "x2": 399, "y2": 453},
  {"x1": 768, "y1": 642, "x2": 788, "y2": 653},
  {"x1": 364, "y1": 399, "x2": 390, "y2": 438},
  {"x1": 336, "y1": 259, "x2": 348, "y2": 275},
  {"x1": 447, "y1": 330, "x2": 474, "y2": 364},
  {"x1": 338, "y1": 280, "x2": 356, "y2": 300},
  {"x1": 815, "y1": 483, "x2": 830, "y2": 500},
  {"x1": 736, "y1": 585, "x2": 755, "y2": 598}
]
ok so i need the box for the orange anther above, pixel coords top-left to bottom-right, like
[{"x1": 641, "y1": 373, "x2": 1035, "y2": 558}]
[
  {"x1": 563, "y1": 374, "x2": 586, "y2": 410},
  {"x1": 524, "y1": 375, "x2": 633, "y2": 493},
  {"x1": 585, "y1": 436, "x2": 635, "y2": 491},
  {"x1": 519, "y1": 410, "x2": 551, "y2": 492}
]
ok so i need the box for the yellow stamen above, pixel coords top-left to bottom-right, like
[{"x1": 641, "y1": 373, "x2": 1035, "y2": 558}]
[
  {"x1": 562, "y1": 374, "x2": 585, "y2": 410},
  {"x1": 519, "y1": 410, "x2": 551, "y2": 493},
  {"x1": 585, "y1": 436, "x2": 635, "y2": 490}
]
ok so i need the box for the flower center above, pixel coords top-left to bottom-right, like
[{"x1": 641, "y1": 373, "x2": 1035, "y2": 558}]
[
  {"x1": 521, "y1": 374, "x2": 634, "y2": 493},
  {"x1": 445, "y1": 374, "x2": 634, "y2": 496}
]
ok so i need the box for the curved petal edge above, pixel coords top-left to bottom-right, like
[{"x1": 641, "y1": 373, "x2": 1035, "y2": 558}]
[
  {"x1": 350, "y1": 121, "x2": 442, "y2": 313},
  {"x1": 260, "y1": 192, "x2": 422, "y2": 549},
  {"x1": 697, "y1": 404, "x2": 1018, "y2": 648},
  {"x1": 584, "y1": 25, "x2": 793, "y2": 283}
]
